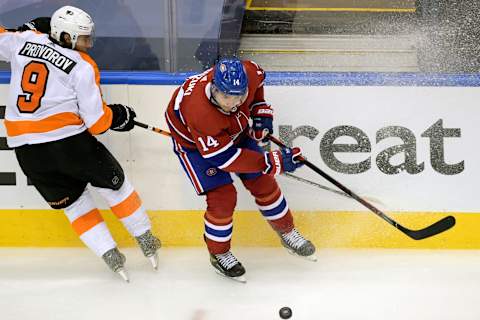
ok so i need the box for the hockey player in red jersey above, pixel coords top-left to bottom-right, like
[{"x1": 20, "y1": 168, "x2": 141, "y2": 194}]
[
  {"x1": 0, "y1": 6, "x2": 161, "y2": 281},
  {"x1": 165, "y1": 57, "x2": 316, "y2": 282}
]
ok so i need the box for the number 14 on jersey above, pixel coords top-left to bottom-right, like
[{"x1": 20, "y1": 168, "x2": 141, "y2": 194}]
[{"x1": 198, "y1": 136, "x2": 219, "y2": 151}]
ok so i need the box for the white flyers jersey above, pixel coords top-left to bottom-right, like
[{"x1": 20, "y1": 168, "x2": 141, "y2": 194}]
[{"x1": 0, "y1": 27, "x2": 112, "y2": 147}]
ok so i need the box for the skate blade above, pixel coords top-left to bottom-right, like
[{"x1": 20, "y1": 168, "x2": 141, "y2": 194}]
[
  {"x1": 286, "y1": 249, "x2": 318, "y2": 262},
  {"x1": 214, "y1": 269, "x2": 247, "y2": 283},
  {"x1": 304, "y1": 254, "x2": 318, "y2": 262},
  {"x1": 117, "y1": 268, "x2": 130, "y2": 283},
  {"x1": 148, "y1": 253, "x2": 159, "y2": 270}
]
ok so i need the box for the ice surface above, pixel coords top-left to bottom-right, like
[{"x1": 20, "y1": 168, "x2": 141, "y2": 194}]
[{"x1": 1, "y1": 248, "x2": 479, "y2": 320}]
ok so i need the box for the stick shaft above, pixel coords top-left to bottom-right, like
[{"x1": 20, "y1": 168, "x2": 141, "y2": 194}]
[
  {"x1": 134, "y1": 121, "x2": 171, "y2": 137},
  {"x1": 268, "y1": 135, "x2": 455, "y2": 240},
  {"x1": 283, "y1": 172, "x2": 351, "y2": 198}
]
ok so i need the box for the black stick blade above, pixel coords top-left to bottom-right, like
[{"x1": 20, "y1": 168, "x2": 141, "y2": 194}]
[{"x1": 399, "y1": 215, "x2": 456, "y2": 240}]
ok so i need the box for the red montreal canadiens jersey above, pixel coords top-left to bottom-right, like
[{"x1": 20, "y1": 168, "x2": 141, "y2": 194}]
[{"x1": 165, "y1": 60, "x2": 269, "y2": 173}]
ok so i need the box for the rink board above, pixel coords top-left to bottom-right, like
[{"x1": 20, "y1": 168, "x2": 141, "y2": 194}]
[
  {"x1": 0, "y1": 210, "x2": 473, "y2": 248},
  {"x1": 0, "y1": 72, "x2": 478, "y2": 248}
]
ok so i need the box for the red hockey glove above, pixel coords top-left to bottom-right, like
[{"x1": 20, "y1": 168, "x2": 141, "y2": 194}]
[
  {"x1": 264, "y1": 147, "x2": 304, "y2": 176},
  {"x1": 250, "y1": 104, "x2": 273, "y2": 142}
]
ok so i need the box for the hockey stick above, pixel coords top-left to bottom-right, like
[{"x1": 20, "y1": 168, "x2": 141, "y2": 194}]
[
  {"x1": 134, "y1": 120, "x2": 171, "y2": 137},
  {"x1": 133, "y1": 120, "x2": 376, "y2": 201},
  {"x1": 283, "y1": 172, "x2": 352, "y2": 198},
  {"x1": 282, "y1": 172, "x2": 385, "y2": 206},
  {"x1": 268, "y1": 135, "x2": 456, "y2": 240}
]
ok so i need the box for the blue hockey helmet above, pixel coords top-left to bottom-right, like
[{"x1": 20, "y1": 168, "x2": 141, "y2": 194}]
[{"x1": 213, "y1": 57, "x2": 248, "y2": 96}]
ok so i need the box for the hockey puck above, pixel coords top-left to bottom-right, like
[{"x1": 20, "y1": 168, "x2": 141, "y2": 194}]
[{"x1": 279, "y1": 307, "x2": 292, "y2": 319}]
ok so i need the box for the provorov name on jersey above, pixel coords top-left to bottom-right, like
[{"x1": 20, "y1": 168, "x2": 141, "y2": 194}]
[{"x1": 19, "y1": 42, "x2": 76, "y2": 74}]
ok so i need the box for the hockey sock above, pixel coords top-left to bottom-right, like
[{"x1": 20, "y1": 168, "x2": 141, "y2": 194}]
[
  {"x1": 64, "y1": 188, "x2": 117, "y2": 256},
  {"x1": 242, "y1": 174, "x2": 294, "y2": 234},
  {"x1": 93, "y1": 178, "x2": 151, "y2": 237},
  {"x1": 204, "y1": 183, "x2": 237, "y2": 254}
]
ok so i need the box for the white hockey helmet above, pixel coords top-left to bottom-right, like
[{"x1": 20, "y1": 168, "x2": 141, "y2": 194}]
[{"x1": 50, "y1": 6, "x2": 94, "y2": 49}]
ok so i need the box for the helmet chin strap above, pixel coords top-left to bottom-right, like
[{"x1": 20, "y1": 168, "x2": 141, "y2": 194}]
[{"x1": 70, "y1": 39, "x2": 76, "y2": 50}]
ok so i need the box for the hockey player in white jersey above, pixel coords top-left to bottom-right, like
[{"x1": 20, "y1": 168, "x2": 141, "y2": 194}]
[{"x1": 0, "y1": 6, "x2": 161, "y2": 282}]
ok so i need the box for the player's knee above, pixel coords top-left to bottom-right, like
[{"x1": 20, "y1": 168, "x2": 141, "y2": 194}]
[
  {"x1": 92, "y1": 169, "x2": 125, "y2": 191},
  {"x1": 109, "y1": 171, "x2": 125, "y2": 191},
  {"x1": 243, "y1": 174, "x2": 277, "y2": 194},
  {"x1": 206, "y1": 183, "x2": 237, "y2": 213}
]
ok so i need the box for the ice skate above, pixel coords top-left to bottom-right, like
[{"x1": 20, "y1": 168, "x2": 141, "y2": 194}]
[
  {"x1": 209, "y1": 251, "x2": 247, "y2": 283},
  {"x1": 279, "y1": 228, "x2": 317, "y2": 262},
  {"x1": 102, "y1": 247, "x2": 129, "y2": 282},
  {"x1": 135, "y1": 230, "x2": 161, "y2": 270}
]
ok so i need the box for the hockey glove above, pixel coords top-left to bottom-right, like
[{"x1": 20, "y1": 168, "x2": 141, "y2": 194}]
[
  {"x1": 250, "y1": 104, "x2": 273, "y2": 142},
  {"x1": 264, "y1": 147, "x2": 304, "y2": 176},
  {"x1": 17, "y1": 17, "x2": 51, "y2": 34},
  {"x1": 107, "y1": 104, "x2": 137, "y2": 132}
]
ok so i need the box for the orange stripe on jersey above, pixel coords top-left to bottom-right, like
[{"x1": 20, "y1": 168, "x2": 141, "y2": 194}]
[
  {"x1": 79, "y1": 52, "x2": 101, "y2": 86},
  {"x1": 71, "y1": 209, "x2": 104, "y2": 236},
  {"x1": 88, "y1": 104, "x2": 112, "y2": 135},
  {"x1": 0, "y1": 27, "x2": 41, "y2": 35},
  {"x1": 4, "y1": 112, "x2": 83, "y2": 137},
  {"x1": 111, "y1": 191, "x2": 142, "y2": 219},
  {"x1": 78, "y1": 51, "x2": 113, "y2": 134}
]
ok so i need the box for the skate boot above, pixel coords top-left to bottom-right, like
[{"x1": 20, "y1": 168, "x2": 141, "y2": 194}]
[
  {"x1": 135, "y1": 230, "x2": 161, "y2": 270},
  {"x1": 279, "y1": 228, "x2": 317, "y2": 261},
  {"x1": 209, "y1": 251, "x2": 246, "y2": 283},
  {"x1": 102, "y1": 247, "x2": 129, "y2": 282}
]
